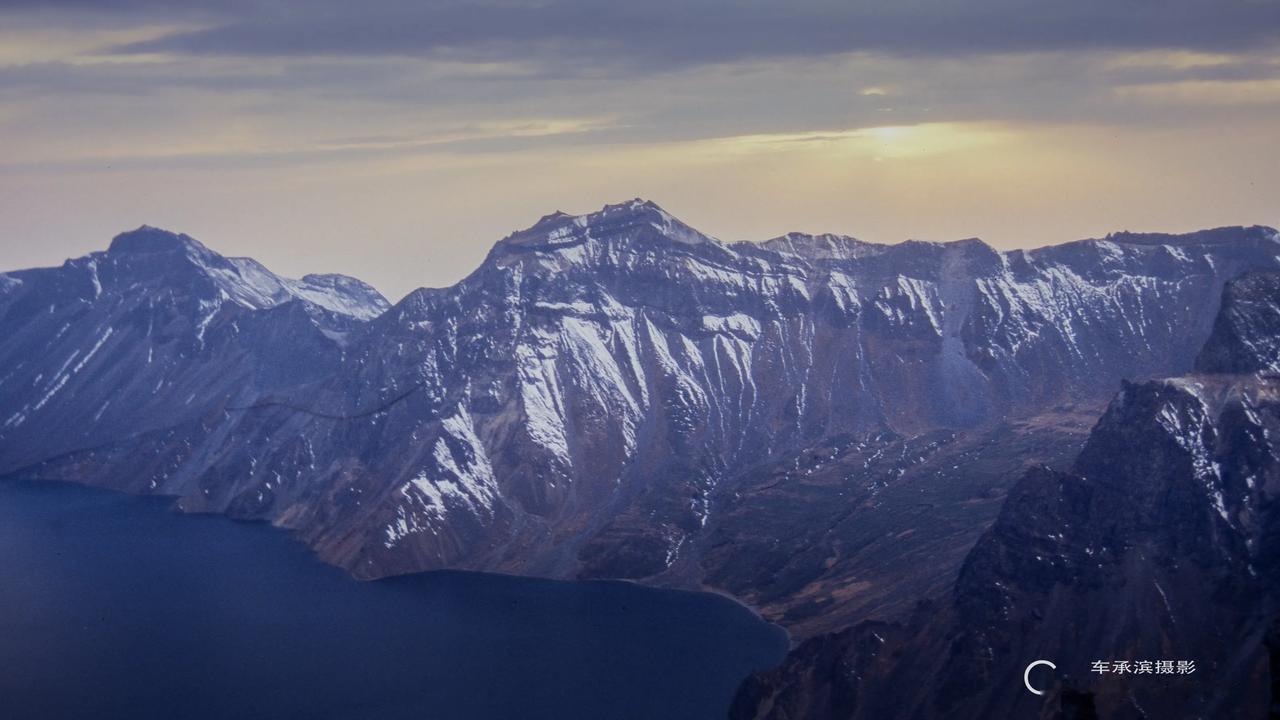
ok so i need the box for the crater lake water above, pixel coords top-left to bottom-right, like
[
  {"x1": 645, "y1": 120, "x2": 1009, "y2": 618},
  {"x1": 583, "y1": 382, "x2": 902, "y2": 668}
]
[{"x1": 0, "y1": 480, "x2": 788, "y2": 720}]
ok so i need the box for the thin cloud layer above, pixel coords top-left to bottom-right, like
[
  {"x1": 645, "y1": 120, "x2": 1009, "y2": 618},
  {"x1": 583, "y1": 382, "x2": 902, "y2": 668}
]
[
  {"x1": 108, "y1": 1, "x2": 1280, "y2": 72},
  {"x1": 0, "y1": 1, "x2": 1276, "y2": 298}
]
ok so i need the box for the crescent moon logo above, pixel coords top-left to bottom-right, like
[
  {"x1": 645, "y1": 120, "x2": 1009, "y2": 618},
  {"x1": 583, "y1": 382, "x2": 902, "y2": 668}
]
[{"x1": 1023, "y1": 660, "x2": 1057, "y2": 696}]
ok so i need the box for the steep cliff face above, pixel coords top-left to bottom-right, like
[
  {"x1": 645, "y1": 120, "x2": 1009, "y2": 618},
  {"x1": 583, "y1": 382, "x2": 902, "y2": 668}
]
[
  {"x1": 735, "y1": 271, "x2": 1280, "y2": 719},
  {"x1": 1196, "y1": 270, "x2": 1280, "y2": 374},
  {"x1": 2, "y1": 203, "x2": 1279, "y2": 640}
]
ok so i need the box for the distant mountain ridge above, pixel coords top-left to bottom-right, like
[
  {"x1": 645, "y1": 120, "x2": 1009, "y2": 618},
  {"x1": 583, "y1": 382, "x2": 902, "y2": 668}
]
[{"x1": 2, "y1": 201, "x2": 1279, "y2": 654}]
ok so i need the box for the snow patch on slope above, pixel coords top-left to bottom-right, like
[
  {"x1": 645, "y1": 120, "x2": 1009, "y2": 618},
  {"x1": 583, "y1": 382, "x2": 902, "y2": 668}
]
[
  {"x1": 385, "y1": 405, "x2": 500, "y2": 548},
  {"x1": 215, "y1": 258, "x2": 389, "y2": 319}
]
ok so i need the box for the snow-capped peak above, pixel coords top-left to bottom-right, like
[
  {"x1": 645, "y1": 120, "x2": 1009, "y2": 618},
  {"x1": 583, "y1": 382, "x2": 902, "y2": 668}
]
[
  {"x1": 106, "y1": 225, "x2": 388, "y2": 320},
  {"x1": 222, "y1": 258, "x2": 390, "y2": 320},
  {"x1": 497, "y1": 198, "x2": 718, "y2": 252}
]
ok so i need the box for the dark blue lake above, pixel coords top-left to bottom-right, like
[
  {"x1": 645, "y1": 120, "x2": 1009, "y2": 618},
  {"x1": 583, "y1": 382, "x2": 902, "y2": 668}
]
[{"x1": 0, "y1": 480, "x2": 787, "y2": 720}]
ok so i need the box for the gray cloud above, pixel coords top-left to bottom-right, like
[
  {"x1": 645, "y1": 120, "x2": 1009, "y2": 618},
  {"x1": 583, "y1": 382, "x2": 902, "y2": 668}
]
[
  {"x1": 100, "y1": 0, "x2": 1280, "y2": 73},
  {"x1": 3, "y1": 0, "x2": 1276, "y2": 147}
]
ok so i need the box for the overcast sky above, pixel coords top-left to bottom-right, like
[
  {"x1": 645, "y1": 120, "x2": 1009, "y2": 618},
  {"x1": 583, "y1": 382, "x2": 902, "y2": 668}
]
[{"x1": 1, "y1": 0, "x2": 1277, "y2": 300}]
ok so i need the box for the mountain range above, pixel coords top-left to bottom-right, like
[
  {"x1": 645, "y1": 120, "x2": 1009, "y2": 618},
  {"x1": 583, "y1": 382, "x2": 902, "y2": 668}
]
[{"x1": 3, "y1": 199, "x2": 1280, "y2": 717}]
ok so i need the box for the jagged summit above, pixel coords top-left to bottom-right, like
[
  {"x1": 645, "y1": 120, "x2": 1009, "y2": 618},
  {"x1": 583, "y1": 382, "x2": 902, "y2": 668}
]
[
  {"x1": 107, "y1": 225, "x2": 204, "y2": 253},
  {"x1": 497, "y1": 198, "x2": 716, "y2": 252},
  {"x1": 107, "y1": 225, "x2": 211, "y2": 257}
]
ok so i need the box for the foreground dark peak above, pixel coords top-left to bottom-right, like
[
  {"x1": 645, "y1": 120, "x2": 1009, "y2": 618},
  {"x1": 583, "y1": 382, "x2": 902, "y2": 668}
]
[{"x1": 1196, "y1": 270, "x2": 1280, "y2": 374}]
